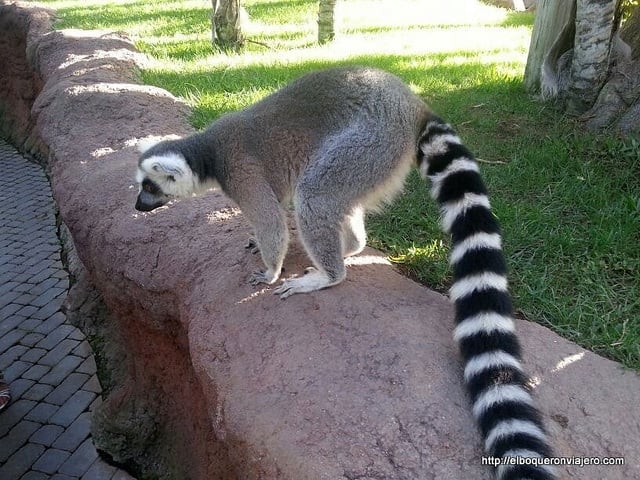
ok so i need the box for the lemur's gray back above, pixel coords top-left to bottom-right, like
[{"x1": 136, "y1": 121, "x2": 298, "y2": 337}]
[{"x1": 197, "y1": 67, "x2": 430, "y2": 203}]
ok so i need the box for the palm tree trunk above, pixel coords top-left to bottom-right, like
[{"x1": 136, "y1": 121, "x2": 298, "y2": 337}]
[
  {"x1": 211, "y1": 0, "x2": 244, "y2": 50},
  {"x1": 318, "y1": 0, "x2": 337, "y2": 44}
]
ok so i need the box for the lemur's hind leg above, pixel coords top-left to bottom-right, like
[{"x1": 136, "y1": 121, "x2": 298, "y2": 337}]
[
  {"x1": 274, "y1": 191, "x2": 346, "y2": 299},
  {"x1": 275, "y1": 124, "x2": 408, "y2": 298},
  {"x1": 341, "y1": 206, "x2": 367, "y2": 257}
]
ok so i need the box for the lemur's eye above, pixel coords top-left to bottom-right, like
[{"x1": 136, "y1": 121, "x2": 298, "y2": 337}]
[
  {"x1": 167, "y1": 175, "x2": 175, "y2": 182},
  {"x1": 142, "y1": 179, "x2": 160, "y2": 194}
]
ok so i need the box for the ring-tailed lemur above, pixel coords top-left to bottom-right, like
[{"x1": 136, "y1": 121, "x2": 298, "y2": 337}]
[{"x1": 135, "y1": 66, "x2": 557, "y2": 480}]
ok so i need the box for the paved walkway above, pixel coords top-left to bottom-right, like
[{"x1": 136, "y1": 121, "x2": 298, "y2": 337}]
[{"x1": 0, "y1": 139, "x2": 135, "y2": 480}]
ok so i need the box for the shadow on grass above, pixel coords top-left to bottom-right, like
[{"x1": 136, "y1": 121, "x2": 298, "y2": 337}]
[
  {"x1": 141, "y1": 51, "x2": 528, "y2": 126},
  {"x1": 49, "y1": 0, "x2": 211, "y2": 37},
  {"x1": 136, "y1": 29, "x2": 314, "y2": 62},
  {"x1": 44, "y1": 0, "x2": 535, "y2": 63}
]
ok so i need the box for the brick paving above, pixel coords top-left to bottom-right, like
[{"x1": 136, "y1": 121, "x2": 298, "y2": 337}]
[{"x1": 0, "y1": 139, "x2": 135, "y2": 480}]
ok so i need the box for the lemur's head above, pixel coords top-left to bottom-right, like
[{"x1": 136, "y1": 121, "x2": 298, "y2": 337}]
[{"x1": 135, "y1": 138, "x2": 197, "y2": 212}]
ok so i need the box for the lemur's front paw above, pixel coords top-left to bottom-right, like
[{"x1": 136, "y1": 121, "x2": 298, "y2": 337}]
[{"x1": 245, "y1": 237, "x2": 260, "y2": 254}]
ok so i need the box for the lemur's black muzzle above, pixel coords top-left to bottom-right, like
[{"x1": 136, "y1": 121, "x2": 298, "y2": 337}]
[{"x1": 135, "y1": 190, "x2": 169, "y2": 212}]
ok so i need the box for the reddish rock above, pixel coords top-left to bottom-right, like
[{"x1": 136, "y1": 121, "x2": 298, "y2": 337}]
[
  {"x1": 0, "y1": 2, "x2": 48, "y2": 153},
  {"x1": 1, "y1": 3, "x2": 639, "y2": 479}
]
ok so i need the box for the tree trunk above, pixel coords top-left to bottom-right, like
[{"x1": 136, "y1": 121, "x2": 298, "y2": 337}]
[
  {"x1": 582, "y1": 5, "x2": 640, "y2": 133},
  {"x1": 524, "y1": 0, "x2": 576, "y2": 94},
  {"x1": 211, "y1": 0, "x2": 244, "y2": 50},
  {"x1": 524, "y1": 1, "x2": 640, "y2": 135},
  {"x1": 211, "y1": 0, "x2": 219, "y2": 45},
  {"x1": 621, "y1": 5, "x2": 640, "y2": 59},
  {"x1": 565, "y1": 0, "x2": 619, "y2": 115},
  {"x1": 318, "y1": 0, "x2": 337, "y2": 44}
]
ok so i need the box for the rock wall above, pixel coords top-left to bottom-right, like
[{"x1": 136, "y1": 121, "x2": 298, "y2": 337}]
[
  {"x1": 2, "y1": 2, "x2": 640, "y2": 479},
  {"x1": 0, "y1": 3, "x2": 47, "y2": 156}
]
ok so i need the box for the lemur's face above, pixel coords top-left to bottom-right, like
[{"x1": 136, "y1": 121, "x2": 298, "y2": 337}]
[
  {"x1": 135, "y1": 147, "x2": 196, "y2": 212},
  {"x1": 135, "y1": 174, "x2": 171, "y2": 212}
]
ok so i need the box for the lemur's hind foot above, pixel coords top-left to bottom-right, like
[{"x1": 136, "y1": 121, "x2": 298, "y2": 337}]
[{"x1": 273, "y1": 268, "x2": 343, "y2": 299}]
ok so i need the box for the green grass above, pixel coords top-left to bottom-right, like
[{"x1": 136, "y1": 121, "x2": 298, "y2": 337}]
[{"x1": 32, "y1": 0, "x2": 640, "y2": 369}]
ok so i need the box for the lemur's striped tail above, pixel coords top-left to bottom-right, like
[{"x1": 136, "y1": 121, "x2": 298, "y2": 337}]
[{"x1": 417, "y1": 118, "x2": 557, "y2": 480}]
